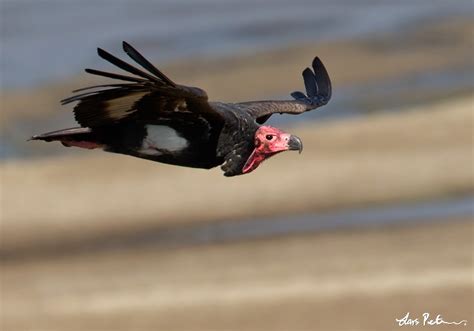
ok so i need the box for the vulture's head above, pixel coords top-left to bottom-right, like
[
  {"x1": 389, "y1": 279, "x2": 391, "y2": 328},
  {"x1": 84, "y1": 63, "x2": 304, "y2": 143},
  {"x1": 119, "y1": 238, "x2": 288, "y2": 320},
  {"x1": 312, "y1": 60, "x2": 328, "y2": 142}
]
[{"x1": 242, "y1": 126, "x2": 303, "y2": 174}]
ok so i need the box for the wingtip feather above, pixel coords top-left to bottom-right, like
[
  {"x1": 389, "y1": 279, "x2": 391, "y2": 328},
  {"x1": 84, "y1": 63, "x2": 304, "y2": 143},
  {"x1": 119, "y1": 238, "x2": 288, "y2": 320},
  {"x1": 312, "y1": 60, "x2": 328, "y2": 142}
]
[
  {"x1": 97, "y1": 47, "x2": 107, "y2": 57},
  {"x1": 122, "y1": 41, "x2": 132, "y2": 51},
  {"x1": 311, "y1": 56, "x2": 331, "y2": 99},
  {"x1": 121, "y1": 41, "x2": 177, "y2": 87},
  {"x1": 302, "y1": 67, "x2": 317, "y2": 97},
  {"x1": 312, "y1": 57, "x2": 323, "y2": 70}
]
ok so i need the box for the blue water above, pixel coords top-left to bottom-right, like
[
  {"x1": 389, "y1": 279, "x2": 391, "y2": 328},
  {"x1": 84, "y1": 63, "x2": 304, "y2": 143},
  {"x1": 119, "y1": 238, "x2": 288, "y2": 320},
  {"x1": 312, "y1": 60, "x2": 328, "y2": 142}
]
[
  {"x1": 156, "y1": 196, "x2": 474, "y2": 246},
  {"x1": 1, "y1": 0, "x2": 472, "y2": 88},
  {"x1": 2, "y1": 196, "x2": 471, "y2": 259}
]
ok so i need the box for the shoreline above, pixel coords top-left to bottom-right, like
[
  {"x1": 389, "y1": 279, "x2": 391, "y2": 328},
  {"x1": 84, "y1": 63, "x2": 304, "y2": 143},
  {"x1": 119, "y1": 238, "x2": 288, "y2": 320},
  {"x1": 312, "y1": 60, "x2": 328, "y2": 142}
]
[
  {"x1": 1, "y1": 196, "x2": 472, "y2": 262},
  {"x1": 2, "y1": 219, "x2": 472, "y2": 330},
  {"x1": 2, "y1": 96, "x2": 473, "y2": 252}
]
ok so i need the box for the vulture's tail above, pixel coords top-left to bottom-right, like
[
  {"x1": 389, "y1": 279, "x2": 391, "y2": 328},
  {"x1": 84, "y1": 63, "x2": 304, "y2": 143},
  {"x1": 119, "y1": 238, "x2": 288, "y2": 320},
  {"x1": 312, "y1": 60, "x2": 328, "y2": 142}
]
[{"x1": 30, "y1": 127, "x2": 103, "y2": 149}]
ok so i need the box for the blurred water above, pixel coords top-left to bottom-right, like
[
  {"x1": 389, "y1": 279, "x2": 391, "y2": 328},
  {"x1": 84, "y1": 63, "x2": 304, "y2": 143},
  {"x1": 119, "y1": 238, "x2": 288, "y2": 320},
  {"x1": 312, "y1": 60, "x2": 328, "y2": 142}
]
[
  {"x1": 2, "y1": 196, "x2": 472, "y2": 260},
  {"x1": 184, "y1": 196, "x2": 474, "y2": 245},
  {"x1": 1, "y1": 0, "x2": 472, "y2": 88}
]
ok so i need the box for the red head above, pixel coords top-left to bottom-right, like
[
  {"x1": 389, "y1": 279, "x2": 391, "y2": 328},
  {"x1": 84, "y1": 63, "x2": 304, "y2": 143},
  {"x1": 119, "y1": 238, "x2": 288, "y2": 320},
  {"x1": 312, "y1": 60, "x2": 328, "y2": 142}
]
[{"x1": 242, "y1": 126, "x2": 303, "y2": 174}]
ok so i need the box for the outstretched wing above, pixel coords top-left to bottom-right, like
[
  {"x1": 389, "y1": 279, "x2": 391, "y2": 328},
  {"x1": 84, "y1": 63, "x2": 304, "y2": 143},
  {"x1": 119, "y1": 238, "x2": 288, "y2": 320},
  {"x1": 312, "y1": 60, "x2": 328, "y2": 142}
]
[
  {"x1": 62, "y1": 42, "x2": 223, "y2": 127},
  {"x1": 242, "y1": 57, "x2": 332, "y2": 124}
]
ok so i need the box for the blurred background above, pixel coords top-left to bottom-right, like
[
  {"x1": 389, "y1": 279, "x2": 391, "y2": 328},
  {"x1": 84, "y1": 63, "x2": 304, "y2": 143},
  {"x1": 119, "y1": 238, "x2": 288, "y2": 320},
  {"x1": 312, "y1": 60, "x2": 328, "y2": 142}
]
[{"x1": 1, "y1": 1, "x2": 473, "y2": 330}]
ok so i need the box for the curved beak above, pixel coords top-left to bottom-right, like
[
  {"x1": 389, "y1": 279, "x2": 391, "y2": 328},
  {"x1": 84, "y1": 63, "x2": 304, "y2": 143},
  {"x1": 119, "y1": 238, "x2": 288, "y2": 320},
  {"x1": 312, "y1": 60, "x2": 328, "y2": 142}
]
[{"x1": 288, "y1": 135, "x2": 303, "y2": 153}]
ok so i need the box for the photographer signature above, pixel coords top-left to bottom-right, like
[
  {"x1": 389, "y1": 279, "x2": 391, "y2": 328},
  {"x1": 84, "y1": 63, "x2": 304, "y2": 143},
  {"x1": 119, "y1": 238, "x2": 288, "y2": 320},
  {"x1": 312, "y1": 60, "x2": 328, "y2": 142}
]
[{"x1": 396, "y1": 312, "x2": 467, "y2": 327}]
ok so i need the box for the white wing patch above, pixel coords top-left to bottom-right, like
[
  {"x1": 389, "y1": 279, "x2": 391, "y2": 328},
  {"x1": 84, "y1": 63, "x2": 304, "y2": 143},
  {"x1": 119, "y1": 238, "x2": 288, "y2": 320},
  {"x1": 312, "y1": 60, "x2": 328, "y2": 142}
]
[
  {"x1": 139, "y1": 125, "x2": 189, "y2": 155},
  {"x1": 104, "y1": 92, "x2": 147, "y2": 120}
]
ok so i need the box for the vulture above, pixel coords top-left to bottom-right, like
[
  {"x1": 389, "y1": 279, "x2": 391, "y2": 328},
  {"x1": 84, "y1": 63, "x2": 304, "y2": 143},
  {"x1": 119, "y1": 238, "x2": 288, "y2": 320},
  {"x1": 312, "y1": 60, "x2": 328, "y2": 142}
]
[{"x1": 31, "y1": 42, "x2": 332, "y2": 176}]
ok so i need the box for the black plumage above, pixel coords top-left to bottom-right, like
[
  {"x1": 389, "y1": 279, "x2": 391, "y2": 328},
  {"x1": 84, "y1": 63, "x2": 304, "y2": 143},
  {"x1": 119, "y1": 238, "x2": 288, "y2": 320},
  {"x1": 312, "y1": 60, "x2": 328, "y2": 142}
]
[{"x1": 31, "y1": 42, "x2": 332, "y2": 176}]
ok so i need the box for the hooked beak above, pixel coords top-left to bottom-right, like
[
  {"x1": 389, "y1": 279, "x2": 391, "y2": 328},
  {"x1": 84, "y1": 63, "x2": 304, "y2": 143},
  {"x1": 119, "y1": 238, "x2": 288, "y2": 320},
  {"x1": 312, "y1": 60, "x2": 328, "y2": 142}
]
[{"x1": 288, "y1": 135, "x2": 303, "y2": 153}]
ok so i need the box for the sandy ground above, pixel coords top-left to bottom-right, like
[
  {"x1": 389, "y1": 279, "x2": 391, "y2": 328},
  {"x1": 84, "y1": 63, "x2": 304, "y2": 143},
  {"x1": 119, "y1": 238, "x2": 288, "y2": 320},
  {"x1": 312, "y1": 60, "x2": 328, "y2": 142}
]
[
  {"x1": 1, "y1": 219, "x2": 472, "y2": 331},
  {"x1": 1, "y1": 96, "x2": 473, "y2": 253}
]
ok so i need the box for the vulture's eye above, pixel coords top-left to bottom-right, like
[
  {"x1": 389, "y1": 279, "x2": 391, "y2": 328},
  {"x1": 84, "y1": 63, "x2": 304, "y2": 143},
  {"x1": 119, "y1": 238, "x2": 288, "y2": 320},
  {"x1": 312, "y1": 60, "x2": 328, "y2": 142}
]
[{"x1": 265, "y1": 134, "x2": 274, "y2": 141}]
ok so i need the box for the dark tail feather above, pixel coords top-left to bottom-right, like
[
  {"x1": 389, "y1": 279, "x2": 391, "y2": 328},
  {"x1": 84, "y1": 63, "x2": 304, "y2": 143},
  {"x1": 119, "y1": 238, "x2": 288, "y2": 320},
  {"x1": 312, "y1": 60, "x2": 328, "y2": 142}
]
[{"x1": 30, "y1": 127, "x2": 103, "y2": 149}]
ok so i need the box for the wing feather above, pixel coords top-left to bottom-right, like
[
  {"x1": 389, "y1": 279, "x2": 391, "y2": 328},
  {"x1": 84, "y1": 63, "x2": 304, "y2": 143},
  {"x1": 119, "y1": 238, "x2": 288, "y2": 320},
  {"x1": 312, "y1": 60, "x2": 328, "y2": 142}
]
[
  {"x1": 62, "y1": 42, "x2": 222, "y2": 128},
  {"x1": 122, "y1": 42, "x2": 176, "y2": 87},
  {"x1": 84, "y1": 68, "x2": 147, "y2": 83},
  {"x1": 72, "y1": 83, "x2": 139, "y2": 93},
  {"x1": 312, "y1": 57, "x2": 332, "y2": 101},
  {"x1": 244, "y1": 56, "x2": 332, "y2": 123},
  {"x1": 302, "y1": 68, "x2": 318, "y2": 97},
  {"x1": 97, "y1": 47, "x2": 163, "y2": 83}
]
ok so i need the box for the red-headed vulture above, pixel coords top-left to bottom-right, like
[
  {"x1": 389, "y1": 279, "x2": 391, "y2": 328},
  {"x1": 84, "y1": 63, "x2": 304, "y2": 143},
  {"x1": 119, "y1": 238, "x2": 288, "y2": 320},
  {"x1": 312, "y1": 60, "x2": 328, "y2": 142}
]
[{"x1": 31, "y1": 42, "x2": 332, "y2": 176}]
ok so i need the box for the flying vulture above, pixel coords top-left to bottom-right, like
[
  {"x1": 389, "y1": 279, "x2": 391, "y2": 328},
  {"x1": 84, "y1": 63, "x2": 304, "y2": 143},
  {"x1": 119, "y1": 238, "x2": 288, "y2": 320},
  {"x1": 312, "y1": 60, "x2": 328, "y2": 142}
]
[{"x1": 31, "y1": 42, "x2": 332, "y2": 176}]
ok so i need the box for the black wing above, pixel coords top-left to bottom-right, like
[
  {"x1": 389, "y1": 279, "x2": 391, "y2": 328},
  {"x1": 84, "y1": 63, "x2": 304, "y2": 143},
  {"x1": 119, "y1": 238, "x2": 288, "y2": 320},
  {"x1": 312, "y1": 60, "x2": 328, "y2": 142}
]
[
  {"x1": 62, "y1": 42, "x2": 223, "y2": 128},
  {"x1": 242, "y1": 57, "x2": 332, "y2": 124}
]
